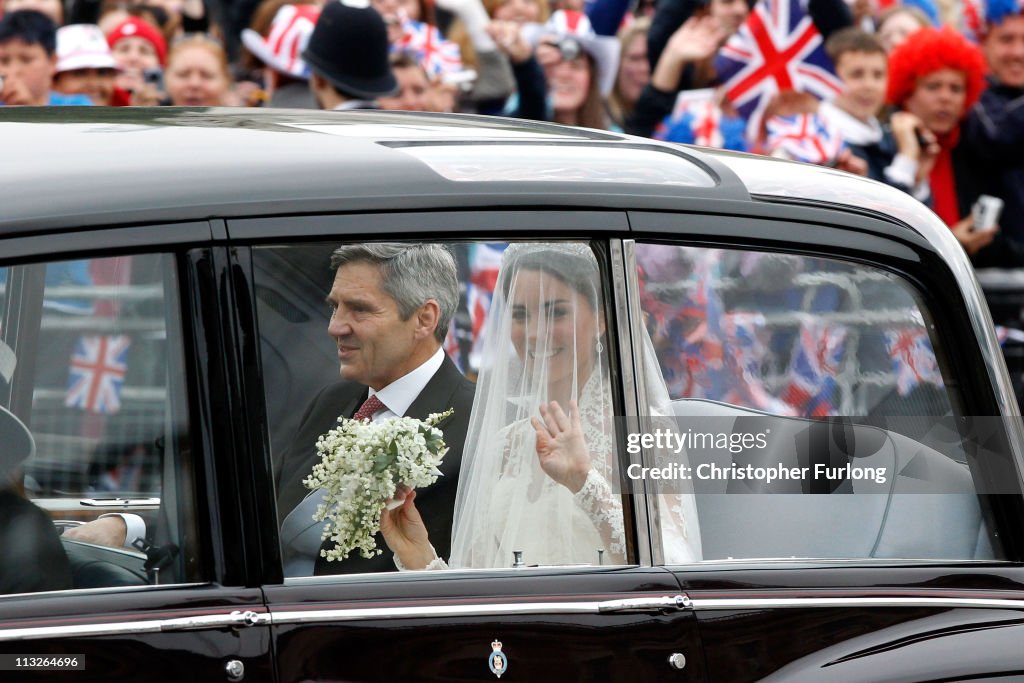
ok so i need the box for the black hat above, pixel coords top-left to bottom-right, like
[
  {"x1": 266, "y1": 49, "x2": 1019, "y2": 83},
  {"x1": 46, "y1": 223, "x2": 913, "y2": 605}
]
[{"x1": 302, "y1": 0, "x2": 398, "y2": 100}]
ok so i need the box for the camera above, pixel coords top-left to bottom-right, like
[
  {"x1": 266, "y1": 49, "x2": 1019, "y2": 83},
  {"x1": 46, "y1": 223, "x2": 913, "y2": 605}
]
[{"x1": 143, "y1": 67, "x2": 164, "y2": 91}]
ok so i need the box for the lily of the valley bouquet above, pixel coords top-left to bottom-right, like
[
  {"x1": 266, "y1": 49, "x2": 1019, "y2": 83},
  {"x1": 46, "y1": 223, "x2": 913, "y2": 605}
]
[{"x1": 304, "y1": 408, "x2": 453, "y2": 561}]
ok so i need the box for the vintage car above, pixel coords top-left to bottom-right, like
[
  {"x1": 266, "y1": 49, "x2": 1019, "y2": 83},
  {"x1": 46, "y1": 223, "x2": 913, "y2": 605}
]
[{"x1": 1, "y1": 107, "x2": 1023, "y2": 682}]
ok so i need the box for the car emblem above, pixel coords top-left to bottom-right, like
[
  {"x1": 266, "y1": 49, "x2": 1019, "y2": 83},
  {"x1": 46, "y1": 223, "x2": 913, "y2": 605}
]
[{"x1": 488, "y1": 639, "x2": 508, "y2": 678}]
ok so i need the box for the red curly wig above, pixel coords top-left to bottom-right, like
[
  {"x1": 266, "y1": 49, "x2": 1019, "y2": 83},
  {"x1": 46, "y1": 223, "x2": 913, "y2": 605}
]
[{"x1": 886, "y1": 26, "x2": 988, "y2": 112}]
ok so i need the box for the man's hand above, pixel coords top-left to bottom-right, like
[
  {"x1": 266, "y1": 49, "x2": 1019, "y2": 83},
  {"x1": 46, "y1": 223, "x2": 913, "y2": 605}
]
[
  {"x1": 667, "y1": 15, "x2": 727, "y2": 63},
  {"x1": 532, "y1": 401, "x2": 591, "y2": 493},
  {"x1": 63, "y1": 516, "x2": 128, "y2": 547},
  {"x1": 0, "y1": 75, "x2": 37, "y2": 106},
  {"x1": 130, "y1": 83, "x2": 165, "y2": 106},
  {"x1": 487, "y1": 21, "x2": 532, "y2": 64},
  {"x1": 651, "y1": 16, "x2": 726, "y2": 92},
  {"x1": 379, "y1": 487, "x2": 436, "y2": 569},
  {"x1": 835, "y1": 148, "x2": 868, "y2": 176}
]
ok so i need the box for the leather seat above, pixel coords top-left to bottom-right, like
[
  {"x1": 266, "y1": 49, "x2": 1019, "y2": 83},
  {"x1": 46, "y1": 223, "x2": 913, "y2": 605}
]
[{"x1": 667, "y1": 399, "x2": 994, "y2": 561}]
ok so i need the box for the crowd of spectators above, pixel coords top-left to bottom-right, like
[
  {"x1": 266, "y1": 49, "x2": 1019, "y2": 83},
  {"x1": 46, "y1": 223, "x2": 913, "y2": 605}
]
[{"x1": 0, "y1": 0, "x2": 1022, "y2": 265}]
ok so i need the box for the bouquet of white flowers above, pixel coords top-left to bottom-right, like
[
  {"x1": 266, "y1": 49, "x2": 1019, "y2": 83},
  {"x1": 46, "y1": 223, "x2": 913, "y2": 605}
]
[{"x1": 304, "y1": 408, "x2": 453, "y2": 561}]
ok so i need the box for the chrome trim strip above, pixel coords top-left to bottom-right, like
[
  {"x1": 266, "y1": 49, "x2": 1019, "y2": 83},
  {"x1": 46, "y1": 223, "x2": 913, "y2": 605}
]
[
  {"x1": 687, "y1": 596, "x2": 1024, "y2": 611},
  {"x1": 271, "y1": 601, "x2": 604, "y2": 624},
  {"x1": 268, "y1": 595, "x2": 689, "y2": 625},
  {"x1": 622, "y1": 238, "x2": 667, "y2": 566},
  {"x1": 610, "y1": 238, "x2": 655, "y2": 567},
  {"x1": 7, "y1": 595, "x2": 1024, "y2": 640},
  {"x1": 235, "y1": 595, "x2": 1024, "y2": 627},
  {"x1": 0, "y1": 610, "x2": 271, "y2": 642}
]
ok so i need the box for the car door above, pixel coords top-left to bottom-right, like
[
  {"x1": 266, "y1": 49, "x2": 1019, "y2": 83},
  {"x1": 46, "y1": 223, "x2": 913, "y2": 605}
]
[
  {"x1": 624, "y1": 208, "x2": 1024, "y2": 682},
  {"x1": 0, "y1": 225, "x2": 272, "y2": 682},
  {"x1": 228, "y1": 212, "x2": 709, "y2": 682}
]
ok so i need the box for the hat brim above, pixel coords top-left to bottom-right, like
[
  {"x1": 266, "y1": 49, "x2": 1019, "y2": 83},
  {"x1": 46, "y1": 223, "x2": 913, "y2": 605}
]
[
  {"x1": 303, "y1": 48, "x2": 399, "y2": 100},
  {"x1": 56, "y1": 53, "x2": 118, "y2": 74}
]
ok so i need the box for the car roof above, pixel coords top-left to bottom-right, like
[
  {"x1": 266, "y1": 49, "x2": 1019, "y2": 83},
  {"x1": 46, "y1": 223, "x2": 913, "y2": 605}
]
[
  {"x1": 0, "y1": 106, "x2": 1015, "y2": 417},
  {"x1": 0, "y1": 107, "x2": 947, "y2": 244}
]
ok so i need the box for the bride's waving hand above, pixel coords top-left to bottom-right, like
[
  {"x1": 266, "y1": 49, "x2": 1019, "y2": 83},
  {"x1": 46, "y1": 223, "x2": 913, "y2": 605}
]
[{"x1": 532, "y1": 401, "x2": 591, "y2": 494}]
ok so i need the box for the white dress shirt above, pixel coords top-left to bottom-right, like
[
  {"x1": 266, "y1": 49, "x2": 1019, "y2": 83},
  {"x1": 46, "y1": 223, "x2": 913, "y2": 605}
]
[
  {"x1": 366, "y1": 346, "x2": 445, "y2": 420},
  {"x1": 281, "y1": 346, "x2": 446, "y2": 575}
]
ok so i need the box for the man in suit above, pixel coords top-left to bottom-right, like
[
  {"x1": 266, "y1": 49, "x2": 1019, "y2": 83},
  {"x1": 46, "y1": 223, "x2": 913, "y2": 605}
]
[
  {"x1": 68, "y1": 243, "x2": 474, "y2": 577},
  {"x1": 276, "y1": 243, "x2": 474, "y2": 575}
]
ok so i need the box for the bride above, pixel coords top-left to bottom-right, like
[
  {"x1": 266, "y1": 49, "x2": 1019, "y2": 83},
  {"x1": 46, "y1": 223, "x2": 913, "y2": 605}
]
[{"x1": 382, "y1": 242, "x2": 700, "y2": 569}]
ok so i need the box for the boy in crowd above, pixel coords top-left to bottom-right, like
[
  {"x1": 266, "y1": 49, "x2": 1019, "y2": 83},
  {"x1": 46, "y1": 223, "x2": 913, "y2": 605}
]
[
  {"x1": 0, "y1": 10, "x2": 92, "y2": 105},
  {"x1": 820, "y1": 27, "x2": 936, "y2": 198}
]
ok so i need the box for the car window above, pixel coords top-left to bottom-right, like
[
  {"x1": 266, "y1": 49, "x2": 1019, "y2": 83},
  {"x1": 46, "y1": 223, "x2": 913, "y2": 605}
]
[
  {"x1": 633, "y1": 243, "x2": 1004, "y2": 563},
  {"x1": 253, "y1": 240, "x2": 643, "y2": 576},
  {"x1": 0, "y1": 254, "x2": 202, "y2": 596}
]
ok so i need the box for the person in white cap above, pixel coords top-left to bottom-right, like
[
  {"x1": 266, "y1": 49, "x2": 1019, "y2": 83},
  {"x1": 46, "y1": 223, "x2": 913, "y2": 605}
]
[
  {"x1": 53, "y1": 23, "x2": 118, "y2": 105},
  {"x1": 241, "y1": 2, "x2": 321, "y2": 109}
]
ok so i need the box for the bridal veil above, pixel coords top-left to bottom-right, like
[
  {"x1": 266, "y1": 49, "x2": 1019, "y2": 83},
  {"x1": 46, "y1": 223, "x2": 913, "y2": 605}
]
[{"x1": 449, "y1": 242, "x2": 701, "y2": 569}]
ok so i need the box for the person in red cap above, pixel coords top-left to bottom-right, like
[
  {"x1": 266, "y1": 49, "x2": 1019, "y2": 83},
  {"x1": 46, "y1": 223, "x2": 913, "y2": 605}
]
[{"x1": 106, "y1": 16, "x2": 168, "y2": 106}]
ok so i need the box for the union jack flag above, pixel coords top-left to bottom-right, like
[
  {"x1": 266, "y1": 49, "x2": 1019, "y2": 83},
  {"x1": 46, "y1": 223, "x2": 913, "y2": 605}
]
[
  {"x1": 655, "y1": 89, "x2": 748, "y2": 151},
  {"x1": 720, "y1": 312, "x2": 797, "y2": 415},
  {"x1": 396, "y1": 20, "x2": 462, "y2": 79},
  {"x1": 659, "y1": 254, "x2": 727, "y2": 399},
  {"x1": 764, "y1": 111, "x2": 845, "y2": 165},
  {"x1": 465, "y1": 244, "x2": 506, "y2": 371},
  {"x1": 885, "y1": 329, "x2": 943, "y2": 396},
  {"x1": 781, "y1": 319, "x2": 846, "y2": 416},
  {"x1": 714, "y1": 0, "x2": 844, "y2": 141},
  {"x1": 65, "y1": 335, "x2": 131, "y2": 415},
  {"x1": 962, "y1": 0, "x2": 984, "y2": 41},
  {"x1": 446, "y1": 243, "x2": 506, "y2": 373}
]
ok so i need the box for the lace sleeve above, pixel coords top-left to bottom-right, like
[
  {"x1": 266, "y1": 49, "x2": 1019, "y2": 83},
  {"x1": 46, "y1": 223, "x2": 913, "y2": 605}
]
[
  {"x1": 393, "y1": 546, "x2": 449, "y2": 571},
  {"x1": 573, "y1": 468, "x2": 627, "y2": 563}
]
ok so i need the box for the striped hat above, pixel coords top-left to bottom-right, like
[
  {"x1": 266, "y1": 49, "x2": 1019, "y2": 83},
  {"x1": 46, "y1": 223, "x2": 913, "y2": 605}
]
[{"x1": 242, "y1": 4, "x2": 321, "y2": 79}]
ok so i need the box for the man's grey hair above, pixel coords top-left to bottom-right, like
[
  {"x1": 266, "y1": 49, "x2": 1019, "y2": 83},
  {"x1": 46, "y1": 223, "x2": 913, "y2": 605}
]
[{"x1": 330, "y1": 243, "x2": 459, "y2": 343}]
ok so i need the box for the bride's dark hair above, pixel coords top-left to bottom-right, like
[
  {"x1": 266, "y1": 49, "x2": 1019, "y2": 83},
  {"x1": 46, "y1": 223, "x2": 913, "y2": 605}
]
[{"x1": 498, "y1": 244, "x2": 600, "y2": 311}]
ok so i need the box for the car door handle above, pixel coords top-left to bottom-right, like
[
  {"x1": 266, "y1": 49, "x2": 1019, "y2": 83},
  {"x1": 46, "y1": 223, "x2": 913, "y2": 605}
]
[
  {"x1": 161, "y1": 610, "x2": 271, "y2": 631},
  {"x1": 80, "y1": 497, "x2": 161, "y2": 507},
  {"x1": 597, "y1": 595, "x2": 691, "y2": 613}
]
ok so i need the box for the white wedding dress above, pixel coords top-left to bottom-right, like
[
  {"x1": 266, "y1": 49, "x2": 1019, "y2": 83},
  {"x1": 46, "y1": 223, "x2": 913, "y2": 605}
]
[
  {"x1": 443, "y1": 242, "x2": 701, "y2": 570},
  {"x1": 473, "y1": 370, "x2": 626, "y2": 567}
]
